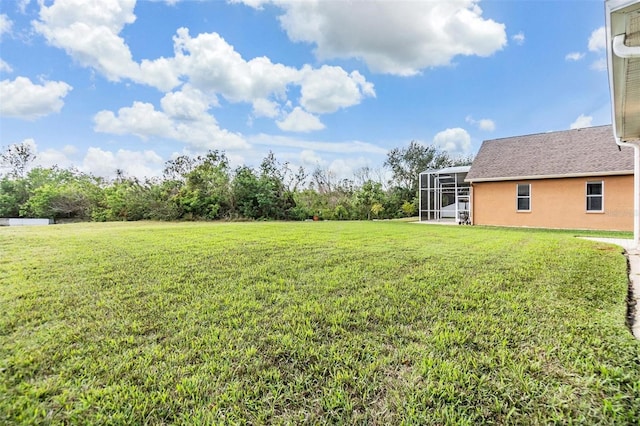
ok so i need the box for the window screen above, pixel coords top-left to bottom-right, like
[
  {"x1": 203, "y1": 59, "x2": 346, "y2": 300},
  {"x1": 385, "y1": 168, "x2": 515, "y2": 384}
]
[
  {"x1": 517, "y1": 184, "x2": 530, "y2": 211},
  {"x1": 586, "y1": 182, "x2": 603, "y2": 212}
]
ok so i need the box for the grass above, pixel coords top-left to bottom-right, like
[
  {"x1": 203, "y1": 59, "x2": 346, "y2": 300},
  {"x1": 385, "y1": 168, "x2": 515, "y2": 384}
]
[{"x1": 1, "y1": 221, "x2": 639, "y2": 424}]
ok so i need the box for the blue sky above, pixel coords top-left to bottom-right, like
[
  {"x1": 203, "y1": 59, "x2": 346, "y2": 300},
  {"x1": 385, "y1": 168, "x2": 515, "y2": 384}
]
[{"x1": 0, "y1": 0, "x2": 611, "y2": 180}]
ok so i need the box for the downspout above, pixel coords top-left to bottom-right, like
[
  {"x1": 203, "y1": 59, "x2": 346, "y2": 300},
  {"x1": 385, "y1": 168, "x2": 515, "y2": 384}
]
[
  {"x1": 611, "y1": 33, "x2": 640, "y2": 247},
  {"x1": 469, "y1": 183, "x2": 474, "y2": 225},
  {"x1": 613, "y1": 34, "x2": 640, "y2": 58}
]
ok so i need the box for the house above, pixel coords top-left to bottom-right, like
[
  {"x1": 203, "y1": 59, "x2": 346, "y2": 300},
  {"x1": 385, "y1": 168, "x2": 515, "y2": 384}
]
[
  {"x1": 466, "y1": 125, "x2": 634, "y2": 231},
  {"x1": 419, "y1": 125, "x2": 635, "y2": 231}
]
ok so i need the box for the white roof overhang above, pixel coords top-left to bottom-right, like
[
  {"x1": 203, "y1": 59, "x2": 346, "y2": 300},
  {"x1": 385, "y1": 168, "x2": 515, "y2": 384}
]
[
  {"x1": 419, "y1": 165, "x2": 471, "y2": 176},
  {"x1": 607, "y1": 0, "x2": 640, "y2": 143}
]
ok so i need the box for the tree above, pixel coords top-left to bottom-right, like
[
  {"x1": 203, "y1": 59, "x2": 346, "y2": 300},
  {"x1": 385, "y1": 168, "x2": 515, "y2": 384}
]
[
  {"x1": 0, "y1": 177, "x2": 28, "y2": 217},
  {"x1": 232, "y1": 166, "x2": 261, "y2": 219},
  {"x1": 384, "y1": 141, "x2": 454, "y2": 195},
  {"x1": 256, "y1": 152, "x2": 291, "y2": 219},
  {"x1": 178, "y1": 151, "x2": 232, "y2": 220},
  {"x1": 18, "y1": 167, "x2": 101, "y2": 220},
  {"x1": 293, "y1": 188, "x2": 325, "y2": 220},
  {"x1": 22, "y1": 183, "x2": 91, "y2": 219},
  {"x1": 401, "y1": 200, "x2": 417, "y2": 217},
  {"x1": 384, "y1": 185, "x2": 412, "y2": 219},
  {"x1": 281, "y1": 163, "x2": 308, "y2": 193},
  {"x1": 308, "y1": 166, "x2": 356, "y2": 217},
  {"x1": 370, "y1": 202, "x2": 384, "y2": 218},
  {"x1": 145, "y1": 178, "x2": 183, "y2": 221},
  {"x1": 353, "y1": 180, "x2": 385, "y2": 220},
  {"x1": 310, "y1": 166, "x2": 336, "y2": 194},
  {"x1": 1, "y1": 142, "x2": 36, "y2": 178},
  {"x1": 99, "y1": 177, "x2": 151, "y2": 221},
  {"x1": 163, "y1": 155, "x2": 196, "y2": 181}
]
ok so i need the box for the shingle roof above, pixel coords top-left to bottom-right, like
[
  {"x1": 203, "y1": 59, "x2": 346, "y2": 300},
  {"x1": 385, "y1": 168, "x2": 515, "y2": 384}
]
[{"x1": 465, "y1": 125, "x2": 634, "y2": 182}]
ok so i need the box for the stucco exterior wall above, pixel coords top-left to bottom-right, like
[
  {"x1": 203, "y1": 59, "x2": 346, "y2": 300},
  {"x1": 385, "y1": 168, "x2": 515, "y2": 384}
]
[{"x1": 470, "y1": 175, "x2": 634, "y2": 231}]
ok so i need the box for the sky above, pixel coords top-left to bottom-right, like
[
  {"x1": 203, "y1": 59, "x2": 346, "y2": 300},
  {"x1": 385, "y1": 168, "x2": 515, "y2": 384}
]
[{"x1": 0, "y1": 0, "x2": 613, "y2": 181}]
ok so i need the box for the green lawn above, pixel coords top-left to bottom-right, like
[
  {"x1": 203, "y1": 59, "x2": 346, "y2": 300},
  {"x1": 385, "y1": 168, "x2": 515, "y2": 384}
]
[{"x1": 1, "y1": 221, "x2": 639, "y2": 424}]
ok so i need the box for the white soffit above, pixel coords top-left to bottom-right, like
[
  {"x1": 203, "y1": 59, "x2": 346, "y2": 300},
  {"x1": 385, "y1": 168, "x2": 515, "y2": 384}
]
[{"x1": 607, "y1": 0, "x2": 640, "y2": 142}]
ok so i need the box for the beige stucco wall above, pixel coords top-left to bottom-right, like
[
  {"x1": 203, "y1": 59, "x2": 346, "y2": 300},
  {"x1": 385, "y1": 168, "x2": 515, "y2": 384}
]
[{"x1": 471, "y1": 175, "x2": 634, "y2": 231}]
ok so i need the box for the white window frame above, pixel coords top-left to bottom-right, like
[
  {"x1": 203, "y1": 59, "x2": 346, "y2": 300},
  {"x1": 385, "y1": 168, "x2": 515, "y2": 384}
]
[
  {"x1": 516, "y1": 183, "x2": 531, "y2": 212},
  {"x1": 586, "y1": 181, "x2": 604, "y2": 213}
]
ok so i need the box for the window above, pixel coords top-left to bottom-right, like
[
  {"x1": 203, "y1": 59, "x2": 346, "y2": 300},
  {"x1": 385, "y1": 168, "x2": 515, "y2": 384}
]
[
  {"x1": 516, "y1": 183, "x2": 530, "y2": 211},
  {"x1": 586, "y1": 181, "x2": 603, "y2": 212}
]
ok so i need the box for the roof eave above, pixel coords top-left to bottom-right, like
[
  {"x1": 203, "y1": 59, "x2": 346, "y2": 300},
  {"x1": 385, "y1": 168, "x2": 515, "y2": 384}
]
[
  {"x1": 419, "y1": 165, "x2": 471, "y2": 175},
  {"x1": 465, "y1": 170, "x2": 634, "y2": 183}
]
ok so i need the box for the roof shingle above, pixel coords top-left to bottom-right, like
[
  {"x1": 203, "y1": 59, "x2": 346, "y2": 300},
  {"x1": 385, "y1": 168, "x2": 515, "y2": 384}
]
[{"x1": 465, "y1": 125, "x2": 634, "y2": 182}]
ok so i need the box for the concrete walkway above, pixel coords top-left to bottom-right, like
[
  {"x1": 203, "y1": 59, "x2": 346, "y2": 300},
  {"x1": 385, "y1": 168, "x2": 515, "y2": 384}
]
[{"x1": 581, "y1": 238, "x2": 640, "y2": 339}]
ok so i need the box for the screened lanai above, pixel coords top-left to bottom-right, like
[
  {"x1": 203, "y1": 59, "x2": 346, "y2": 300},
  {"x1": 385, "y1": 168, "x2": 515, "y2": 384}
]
[{"x1": 419, "y1": 166, "x2": 471, "y2": 223}]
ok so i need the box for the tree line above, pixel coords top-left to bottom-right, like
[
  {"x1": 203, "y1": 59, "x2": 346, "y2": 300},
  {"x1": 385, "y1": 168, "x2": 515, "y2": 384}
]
[{"x1": 0, "y1": 141, "x2": 471, "y2": 222}]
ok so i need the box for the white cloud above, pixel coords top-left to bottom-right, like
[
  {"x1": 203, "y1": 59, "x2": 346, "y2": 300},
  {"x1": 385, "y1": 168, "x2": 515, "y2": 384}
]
[
  {"x1": 94, "y1": 101, "x2": 175, "y2": 139},
  {"x1": 512, "y1": 31, "x2": 525, "y2": 45},
  {"x1": 249, "y1": 133, "x2": 387, "y2": 155},
  {"x1": 82, "y1": 147, "x2": 164, "y2": 179},
  {"x1": 32, "y1": 2, "x2": 376, "y2": 131},
  {"x1": 478, "y1": 119, "x2": 495, "y2": 132},
  {"x1": 300, "y1": 149, "x2": 325, "y2": 167},
  {"x1": 252, "y1": 98, "x2": 280, "y2": 118},
  {"x1": 63, "y1": 145, "x2": 78, "y2": 155},
  {"x1": 591, "y1": 58, "x2": 607, "y2": 72},
  {"x1": 152, "y1": 0, "x2": 182, "y2": 5},
  {"x1": 588, "y1": 26, "x2": 606, "y2": 52},
  {"x1": 240, "y1": 0, "x2": 506, "y2": 76},
  {"x1": 33, "y1": 0, "x2": 141, "y2": 83},
  {"x1": 0, "y1": 76, "x2": 72, "y2": 119},
  {"x1": 0, "y1": 14, "x2": 12, "y2": 38},
  {"x1": 584, "y1": 27, "x2": 607, "y2": 72},
  {"x1": 172, "y1": 27, "x2": 299, "y2": 101},
  {"x1": 171, "y1": 27, "x2": 375, "y2": 120},
  {"x1": 565, "y1": 52, "x2": 585, "y2": 61},
  {"x1": 160, "y1": 84, "x2": 215, "y2": 120},
  {"x1": 465, "y1": 116, "x2": 495, "y2": 131},
  {"x1": 433, "y1": 127, "x2": 471, "y2": 156},
  {"x1": 299, "y1": 65, "x2": 375, "y2": 114},
  {"x1": 32, "y1": 0, "x2": 181, "y2": 91},
  {"x1": 94, "y1": 88, "x2": 249, "y2": 151},
  {"x1": 139, "y1": 56, "x2": 181, "y2": 92},
  {"x1": 0, "y1": 59, "x2": 13, "y2": 73},
  {"x1": 18, "y1": 1, "x2": 31, "y2": 14},
  {"x1": 276, "y1": 107, "x2": 325, "y2": 132},
  {"x1": 26, "y1": 140, "x2": 165, "y2": 179},
  {"x1": 16, "y1": 138, "x2": 37, "y2": 152},
  {"x1": 37, "y1": 147, "x2": 76, "y2": 170},
  {"x1": 328, "y1": 157, "x2": 374, "y2": 181},
  {"x1": 6, "y1": 139, "x2": 73, "y2": 171},
  {"x1": 570, "y1": 114, "x2": 593, "y2": 129}
]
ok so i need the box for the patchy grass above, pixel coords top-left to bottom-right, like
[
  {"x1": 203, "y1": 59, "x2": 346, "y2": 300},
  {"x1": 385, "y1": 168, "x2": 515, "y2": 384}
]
[{"x1": 1, "y1": 221, "x2": 639, "y2": 424}]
